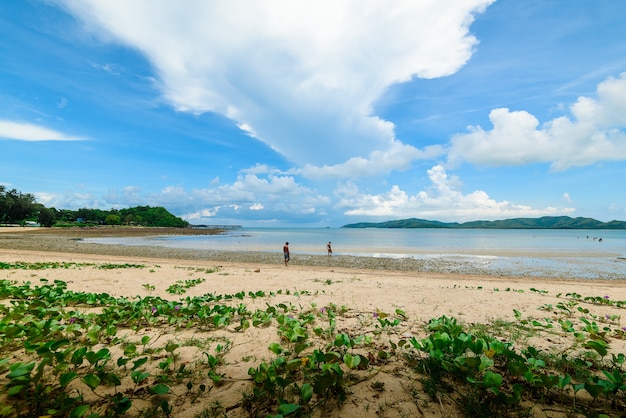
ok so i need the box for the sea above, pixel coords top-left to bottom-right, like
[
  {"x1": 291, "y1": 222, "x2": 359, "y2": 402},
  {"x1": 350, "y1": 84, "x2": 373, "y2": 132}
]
[{"x1": 82, "y1": 228, "x2": 626, "y2": 280}]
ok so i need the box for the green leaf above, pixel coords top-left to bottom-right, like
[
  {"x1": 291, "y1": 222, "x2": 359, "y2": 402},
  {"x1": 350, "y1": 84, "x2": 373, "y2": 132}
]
[
  {"x1": 478, "y1": 356, "x2": 494, "y2": 372},
  {"x1": 69, "y1": 404, "x2": 91, "y2": 418},
  {"x1": 277, "y1": 403, "x2": 300, "y2": 415},
  {"x1": 60, "y1": 371, "x2": 78, "y2": 387},
  {"x1": 131, "y1": 370, "x2": 150, "y2": 384},
  {"x1": 82, "y1": 374, "x2": 101, "y2": 390},
  {"x1": 584, "y1": 339, "x2": 608, "y2": 357},
  {"x1": 584, "y1": 382, "x2": 604, "y2": 399},
  {"x1": 165, "y1": 342, "x2": 179, "y2": 353},
  {"x1": 344, "y1": 353, "x2": 361, "y2": 369},
  {"x1": 324, "y1": 351, "x2": 341, "y2": 363},
  {"x1": 483, "y1": 371, "x2": 503, "y2": 388},
  {"x1": 294, "y1": 343, "x2": 308, "y2": 355},
  {"x1": 131, "y1": 357, "x2": 148, "y2": 371},
  {"x1": 268, "y1": 342, "x2": 283, "y2": 355},
  {"x1": 395, "y1": 308, "x2": 407, "y2": 319},
  {"x1": 7, "y1": 362, "x2": 35, "y2": 378},
  {"x1": 149, "y1": 383, "x2": 170, "y2": 395},
  {"x1": 123, "y1": 344, "x2": 137, "y2": 356},
  {"x1": 286, "y1": 359, "x2": 303, "y2": 371},
  {"x1": 301, "y1": 383, "x2": 313, "y2": 404},
  {"x1": 7, "y1": 385, "x2": 26, "y2": 396}
]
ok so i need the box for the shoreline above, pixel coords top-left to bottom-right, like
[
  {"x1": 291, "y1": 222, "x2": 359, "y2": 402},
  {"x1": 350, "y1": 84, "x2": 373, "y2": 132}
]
[{"x1": 1, "y1": 227, "x2": 625, "y2": 279}]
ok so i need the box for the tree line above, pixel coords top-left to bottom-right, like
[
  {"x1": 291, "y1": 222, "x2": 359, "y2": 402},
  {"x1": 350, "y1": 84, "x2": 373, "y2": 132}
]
[{"x1": 0, "y1": 186, "x2": 188, "y2": 228}]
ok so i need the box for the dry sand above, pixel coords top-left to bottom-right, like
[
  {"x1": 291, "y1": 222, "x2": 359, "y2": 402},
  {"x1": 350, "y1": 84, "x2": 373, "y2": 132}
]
[{"x1": 1, "y1": 227, "x2": 625, "y2": 417}]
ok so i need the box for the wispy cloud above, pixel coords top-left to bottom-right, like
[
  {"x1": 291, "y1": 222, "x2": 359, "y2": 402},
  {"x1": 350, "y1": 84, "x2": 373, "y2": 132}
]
[{"x1": 0, "y1": 120, "x2": 85, "y2": 141}]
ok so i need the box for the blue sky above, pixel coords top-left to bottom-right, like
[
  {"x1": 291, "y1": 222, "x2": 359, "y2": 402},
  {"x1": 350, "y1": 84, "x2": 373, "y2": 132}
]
[{"x1": 1, "y1": 0, "x2": 626, "y2": 227}]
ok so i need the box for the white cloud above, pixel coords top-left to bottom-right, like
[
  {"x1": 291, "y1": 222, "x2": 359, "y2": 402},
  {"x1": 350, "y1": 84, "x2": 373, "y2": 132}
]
[
  {"x1": 57, "y1": 0, "x2": 493, "y2": 172},
  {"x1": 186, "y1": 205, "x2": 240, "y2": 220},
  {"x1": 35, "y1": 190, "x2": 101, "y2": 209},
  {"x1": 187, "y1": 174, "x2": 330, "y2": 217},
  {"x1": 296, "y1": 142, "x2": 445, "y2": 180},
  {"x1": 449, "y1": 72, "x2": 626, "y2": 170},
  {"x1": 336, "y1": 165, "x2": 573, "y2": 221},
  {"x1": 0, "y1": 120, "x2": 85, "y2": 141},
  {"x1": 38, "y1": 164, "x2": 574, "y2": 224},
  {"x1": 96, "y1": 173, "x2": 329, "y2": 222},
  {"x1": 563, "y1": 193, "x2": 572, "y2": 204}
]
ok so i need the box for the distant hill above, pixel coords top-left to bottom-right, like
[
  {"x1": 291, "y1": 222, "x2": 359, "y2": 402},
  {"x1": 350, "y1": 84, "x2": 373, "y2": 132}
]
[{"x1": 342, "y1": 216, "x2": 626, "y2": 229}]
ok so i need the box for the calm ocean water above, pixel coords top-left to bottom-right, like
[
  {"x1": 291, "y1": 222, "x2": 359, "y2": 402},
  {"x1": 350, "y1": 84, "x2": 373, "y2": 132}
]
[{"x1": 84, "y1": 228, "x2": 626, "y2": 279}]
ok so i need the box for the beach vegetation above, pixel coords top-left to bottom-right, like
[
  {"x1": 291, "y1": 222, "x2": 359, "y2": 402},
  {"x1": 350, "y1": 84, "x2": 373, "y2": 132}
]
[{"x1": 1, "y1": 272, "x2": 626, "y2": 416}]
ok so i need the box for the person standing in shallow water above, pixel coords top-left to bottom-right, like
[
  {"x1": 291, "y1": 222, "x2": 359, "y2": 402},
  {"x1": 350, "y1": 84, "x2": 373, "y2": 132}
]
[
  {"x1": 283, "y1": 242, "x2": 290, "y2": 266},
  {"x1": 327, "y1": 241, "x2": 332, "y2": 256}
]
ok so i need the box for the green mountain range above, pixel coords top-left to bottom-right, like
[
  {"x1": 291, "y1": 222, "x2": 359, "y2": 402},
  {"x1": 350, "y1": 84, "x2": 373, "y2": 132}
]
[{"x1": 342, "y1": 216, "x2": 626, "y2": 229}]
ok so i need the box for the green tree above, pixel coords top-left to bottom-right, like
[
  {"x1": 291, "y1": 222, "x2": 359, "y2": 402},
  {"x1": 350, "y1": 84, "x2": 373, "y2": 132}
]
[
  {"x1": 118, "y1": 206, "x2": 187, "y2": 228},
  {"x1": 56, "y1": 209, "x2": 77, "y2": 223},
  {"x1": 105, "y1": 214, "x2": 121, "y2": 225},
  {"x1": 0, "y1": 186, "x2": 38, "y2": 225},
  {"x1": 37, "y1": 207, "x2": 57, "y2": 227}
]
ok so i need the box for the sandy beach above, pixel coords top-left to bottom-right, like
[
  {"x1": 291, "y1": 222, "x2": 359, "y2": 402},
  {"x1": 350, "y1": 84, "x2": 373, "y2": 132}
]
[{"x1": 1, "y1": 227, "x2": 626, "y2": 417}]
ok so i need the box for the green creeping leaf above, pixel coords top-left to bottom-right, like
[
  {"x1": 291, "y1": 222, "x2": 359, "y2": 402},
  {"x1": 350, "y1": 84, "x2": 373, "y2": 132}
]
[
  {"x1": 131, "y1": 370, "x2": 150, "y2": 384},
  {"x1": 301, "y1": 383, "x2": 313, "y2": 404},
  {"x1": 294, "y1": 342, "x2": 308, "y2": 355},
  {"x1": 269, "y1": 342, "x2": 284, "y2": 355},
  {"x1": 7, "y1": 362, "x2": 35, "y2": 378},
  {"x1": 584, "y1": 339, "x2": 608, "y2": 357},
  {"x1": 85, "y1": 348, "x2": 110, "y2": 366},
  {"x1": 60, "y1": 371, "x2": 78, "y2": 387},
  {"x1": 286, "y1": 359, "x2": 302, "y2": 371},
  {"x1": 69, "y1": 404, "x2": 91, "y2": 418},
  {"x1": 277, "y1": 403, "x2": 301, "y2": 415},
  {"x1": 343, "y1": 353, "x2": 361, "y2": 369},
  {"x1": 149, "y1": 383, "x2": 170, "y2": 395},
  {"x1": 7, "y1": 385, "x2": 27, "y2": 396},
  {"x1": 165, "y1": 342, "x2": 179, "y2": 353},
  {"x1": 71, "y1": 347, "x2": 87, "y2": 366},
  {"x1": 483, "y1": 371, "x2": 503, "y2": 388},
  {"x1": 123, "y1": 344, "x2": 137, "y2": 356},
  {"x1": 584, "y1": 381, "x2": 604, "y2": 399},
  {"x1": 208, "y1": 370, "x2": 222, "y2": 383},
  {"x1": 131, "y1": 357, "x2": 148, "y2": 371},
  {"x1": 82, "y1": 374, "x2": 101, "y2": 390},
  {"x1": 557, "y1": 374, "x2": 571, "y2": 389},
  {"x1": 0, "y1": 357, "x2": 9, "y2": 371},
  {"x1": 478, "y1": 356, "x2": 494, "y2": 372}
]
